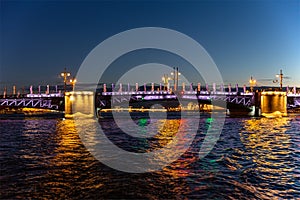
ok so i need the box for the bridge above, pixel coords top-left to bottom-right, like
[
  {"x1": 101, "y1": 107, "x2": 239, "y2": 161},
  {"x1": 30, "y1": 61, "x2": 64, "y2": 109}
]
[
  {"x1": 96, "y1": 90, "x2": 254, "y2": 109},
  {"x1": 96, "y1": 82, "x2": 300, "y2": 110},
  {"x1": 0, "y1": 83, "x2": 300, "y2": 116}
]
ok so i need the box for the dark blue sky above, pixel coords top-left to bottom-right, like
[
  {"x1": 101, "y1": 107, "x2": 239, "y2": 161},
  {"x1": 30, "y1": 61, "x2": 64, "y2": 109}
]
[{"x1": 1, "y1": 0, "x2": 299, "y2": 90}]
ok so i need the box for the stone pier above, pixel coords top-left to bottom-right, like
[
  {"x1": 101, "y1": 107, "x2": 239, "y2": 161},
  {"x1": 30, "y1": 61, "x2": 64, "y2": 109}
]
[
  {"x1": 64, "y1": 91, "x2": 95, "y2": 116},
  {"x1": 260, "y1": 91, "x2": 287, "y2": 117}
]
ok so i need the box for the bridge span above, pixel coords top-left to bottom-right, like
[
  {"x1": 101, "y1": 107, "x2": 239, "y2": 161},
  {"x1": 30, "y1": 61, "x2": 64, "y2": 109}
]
[
  {"x1": 96, "y1": 90, "x2": 255, "y2": 109},
  {"x1": 0, "y1": 93, "x2": 64, "y2": 111},
  {"x1": 0, "y1": 87, "x2": 300, "y2": 116}
]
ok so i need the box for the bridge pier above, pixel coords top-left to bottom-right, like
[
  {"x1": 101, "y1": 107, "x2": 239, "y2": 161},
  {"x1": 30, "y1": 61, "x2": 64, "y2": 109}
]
[
  {"x1": 65, "y1": 91, "x2": 95, "y2": 116},
  {"x1": 260, "y1": 91, "x2": 287, "y2": 117},
  {"x1": 254, "y1": 91, "x2": 261, "y2": 117}
]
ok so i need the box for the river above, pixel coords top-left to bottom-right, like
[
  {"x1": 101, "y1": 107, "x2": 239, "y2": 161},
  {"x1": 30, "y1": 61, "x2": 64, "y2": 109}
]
[{"x1": 1, "y1": 114, "x2": 299, "y2": 199}]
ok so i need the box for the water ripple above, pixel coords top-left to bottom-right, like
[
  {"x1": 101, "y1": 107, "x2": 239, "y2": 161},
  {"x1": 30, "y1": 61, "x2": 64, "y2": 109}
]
[{"x1": 1, "y1": 115, "x2": 299, "y2": 199}]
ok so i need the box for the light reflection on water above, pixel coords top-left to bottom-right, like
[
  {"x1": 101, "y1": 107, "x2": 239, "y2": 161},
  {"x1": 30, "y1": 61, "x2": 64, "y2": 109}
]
[
  {"x1": 0, "y1": 115, "x2": 299, "y2": 199},
  {"x1": 240, "y1": 117, "x2": 299, "y2": 198}
]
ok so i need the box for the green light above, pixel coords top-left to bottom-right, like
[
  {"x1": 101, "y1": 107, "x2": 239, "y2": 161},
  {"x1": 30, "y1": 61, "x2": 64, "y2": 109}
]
[
  {"x1": 205, "y1": 118, "x2": 214, "y2": 134},
  {"x1": 206, "y1": 118, "x2": 214, "y2": 123},
  {"x1": 138, "y1": 118, "x2": 148, "y2": 126}
]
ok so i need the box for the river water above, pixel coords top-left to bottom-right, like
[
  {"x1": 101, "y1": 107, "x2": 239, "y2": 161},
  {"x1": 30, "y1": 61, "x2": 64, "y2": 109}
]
[{"x1": 1, "y1": 114, "x2": 299, "y2": 199}]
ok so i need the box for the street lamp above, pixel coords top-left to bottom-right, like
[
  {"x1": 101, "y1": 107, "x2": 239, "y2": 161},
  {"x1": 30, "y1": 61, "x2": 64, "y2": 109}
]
[
  {"x1": 170, "y1": 67, "x2": 181, "y2": 91},
  {"x1": 273, "y1": 69, "x2": 292, "y2": 91},
  {"x1": 273, "y1": 69, "x2": 283, "y2": 90},
  {"x1": 70, "y1": 77, "x2": 77, "y2": 91},
  {"x1": 61, "y1": 67, "x2": 71, "y2": 94},
  {"x1": 249, "y1": 76, "x2": 256, "y2": 92},
  {"x1": 162, "y1": 74, "x2": 171, "y2": 91}
]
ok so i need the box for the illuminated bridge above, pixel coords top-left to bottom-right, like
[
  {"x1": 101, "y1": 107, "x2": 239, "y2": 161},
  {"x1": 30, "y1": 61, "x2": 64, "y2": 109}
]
[
  {"x1": 96, "y1": 90, "x2": 255, "y2": 110},
  {"x1": 95, "y1": 83, "x2": 300, "y2": 113},
  {"x1": 0, "y1": 84, "x2": 299, "y2": 116}
]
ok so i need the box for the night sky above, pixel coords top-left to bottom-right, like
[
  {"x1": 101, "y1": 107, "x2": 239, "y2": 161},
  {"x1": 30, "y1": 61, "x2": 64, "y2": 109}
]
[{"x1": 1, "y1": 0, "x2": 299, "y2": 91}]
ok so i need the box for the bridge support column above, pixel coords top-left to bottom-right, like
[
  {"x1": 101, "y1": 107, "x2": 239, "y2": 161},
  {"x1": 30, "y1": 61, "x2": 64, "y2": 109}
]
[
  {"x1": 260, "y1": 91, "x2": 287, "y2": 117},
  {"x1": 65, "y1": 91, "x2": 95, "y2": 116},
  {"x1": 254, "y1": 91, "x2": 261, "y2": 117},
  {"x1": 65, "y1": 93, "x2": 73, "y2": 114}
]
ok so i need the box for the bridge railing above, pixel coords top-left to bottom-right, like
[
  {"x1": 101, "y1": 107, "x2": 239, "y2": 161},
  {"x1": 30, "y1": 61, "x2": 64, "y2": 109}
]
[
  {"x1": 101, "y1": 91, "x2": 255, "y2": 96},
  {"x1": 26, "y1": 93, "x2": 64, "y2": 98},
  {"x1": 287, "y1": 93, "x2": 300, "y2": 97}
]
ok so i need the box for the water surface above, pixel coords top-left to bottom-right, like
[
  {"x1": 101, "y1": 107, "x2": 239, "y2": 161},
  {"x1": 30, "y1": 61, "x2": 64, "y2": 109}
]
[{"x1": 1, "y1": 115, "x2": 299, "y2": 199}]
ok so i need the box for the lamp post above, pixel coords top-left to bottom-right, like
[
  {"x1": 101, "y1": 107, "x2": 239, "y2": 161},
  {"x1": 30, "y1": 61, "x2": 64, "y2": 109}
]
[
  {"x1": 61, "y1": 68, "x2": 71, "y2": 94},
  {"x1": 170, "y1": 67, "x2": 181, "y2": 91},
  {"x1": 3, "y1": 87, "x2": 6, "y2": 98},
  {"x1": 249, "y1": 76, "x2": 256, "y2": 92},
  {"x1": 162, "y1": 74, "x2": 171, "y2": 91},
  {"x1": 273, "y1": 69, "x2": 292, "y2": 91},
  {"x1": 275, "y1": 69, "x2": 283, "y2": 90},
  {"x1": 70, "y1": 77, "x2": 77, "y2": 91},
  {"x1": 171, "y1": 67, "x2": 176, "y2": 89}
]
